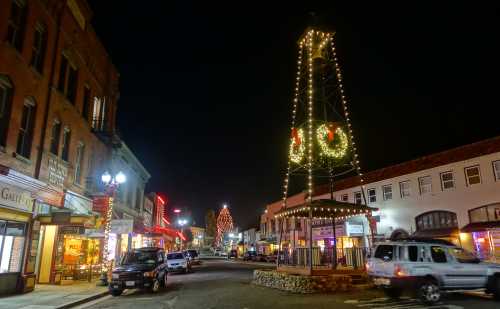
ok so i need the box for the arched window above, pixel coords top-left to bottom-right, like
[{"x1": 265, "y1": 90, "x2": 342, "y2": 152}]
[
  {"x1": 0, "y1": 75, "x2": 14, "y2": 147},
  {"x1": 30, "y1": 22, "x2": 48, "y2": 74},
  {"x1": 415, "y1": 211, "x2": 458, "y2": 231},
  {"x1": 16, "y1": 97, "x2": 36, "y2": 158},
  {"x1": 49, "y1": 119, "x2": 61, "y2": 155},
  {"x1": 7, "y1": 0, "x2": 27, "y2": 52},
  {"x1": 61, "y1": 127, "x2": 71, "y2": 161}
]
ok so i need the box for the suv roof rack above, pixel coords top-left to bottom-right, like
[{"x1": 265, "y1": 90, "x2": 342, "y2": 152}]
[{"x1": 388, "y1": 237, "x2": 456, "y2": 246}]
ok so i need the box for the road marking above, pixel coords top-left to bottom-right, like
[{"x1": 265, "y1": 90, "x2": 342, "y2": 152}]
[{"x1": 344, "y1": 298, "x2": 464, "y2": 309}]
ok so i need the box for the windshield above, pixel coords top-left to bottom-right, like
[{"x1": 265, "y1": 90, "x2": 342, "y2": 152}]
[
  {"x1": 448, "y1": 247, "x2": 480, "y2": 263},
  {"x1": 167, "y1": 253, "x2": 184, "y2": 260},
  {"x1": 121, "y1": 251, "x2": 157, "y2": 265}
]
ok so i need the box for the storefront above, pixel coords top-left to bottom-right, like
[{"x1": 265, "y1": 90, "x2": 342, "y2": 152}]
[
  {"x1": 0, "y1": 166, "x2": 63, "y2": 294},
  {"x1": 413, "y1": 211, "x2": 460, "y2": 245},
  {"x1": 461, "y1": 203, "x2": 500, "y2": 262}
]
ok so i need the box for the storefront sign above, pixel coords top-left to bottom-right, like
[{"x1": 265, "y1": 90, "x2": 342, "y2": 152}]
[
  {"x1": 0, "y1": 182, "x2": 34, "y2": 213},
  {"x1": 347, "y1": 224, "x2": 364, "y2": 235},
  {"x1": 59, "y1": 226, "x2": 85, "y2": 235},
  {"x1": 52, "y1": 211, "x2": 71, "y2": 224},
  {"x1": 64, "y1": 191, "x2": 92, "y2": 215},
  {"x1": 92, "y1": 196, "x2": 109, "y2": 216},
  {"x1": 48, "y1": 157, "x2": 68, "y2": 189},
  {"x1": 312, "y1": 225, "x2": 346, "y2": 240},
  {"x1": 143, "y1": 211, "x2": 153, "y2": 228},
  {"x1": 110, "y1": 219, "x2": 133, "y2": 234}
]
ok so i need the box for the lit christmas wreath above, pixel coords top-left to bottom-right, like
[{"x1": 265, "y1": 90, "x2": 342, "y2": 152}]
[
  {"x1": 289, "y1": 127, "x2": 305, "y2": 164},
  {"x1": 316, "y1": 123, "x2": 349, "y2": 159}
]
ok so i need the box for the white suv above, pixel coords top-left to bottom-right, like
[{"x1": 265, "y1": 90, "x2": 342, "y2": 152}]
[{"x1": 366, "y1": 239, "x2": 500, "y2": 304}]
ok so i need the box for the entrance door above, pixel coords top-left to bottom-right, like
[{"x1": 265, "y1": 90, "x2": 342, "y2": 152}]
[{"x1": 38, "y1": 225, "x2": 57, "y2": 283}]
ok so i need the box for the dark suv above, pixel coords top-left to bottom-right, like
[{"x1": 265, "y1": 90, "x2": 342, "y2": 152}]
[{"x1": 109, "y1": 247, "x2": 168, "y2": 296}]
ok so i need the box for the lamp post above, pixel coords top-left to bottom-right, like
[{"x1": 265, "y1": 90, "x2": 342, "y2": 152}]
[
  {"x1": 177, "y1": 218, "x2": 188, "y2": 250},
  {"x1": 98, "y1": 171, "x2": 126, "y2": 286}
]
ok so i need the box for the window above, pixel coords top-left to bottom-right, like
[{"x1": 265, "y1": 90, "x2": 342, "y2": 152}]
[
  {"x1": 374, "y1": 245, "x2": 393, "y2": 261},
  {"x1": 382, "y1": 184, "x2": 392, "y2": 201},
  {"x1": 408, "y1": 246, "x2": 418, "y2": 262},
  {"x1": 58, "y1": 54, "x2": 78, "y2": 104},
  {"x1": 49, "y1": 120, "x2": 61, "y2": 155},
  {"x1": 61, "y1": 128, "x2": 71, "y2": 161},
  {"x1": 74, "y1": 142, "x2": 84, "y2": 184},
  {"x1": 367, "y1": 188, "x2": 376, "y2": 203},
  {"x1": 16, "y1": 98, "x2": 36, "y2": 158},
  {"x1": 419, "y1": 176, "x2": 432, "y2": 195},
  {"x1": 465, "y1": 166, "x2": 481, "y2": 186},
  {"x1": 82, "y1": 86, "x2": 91, "y2": 121},
  {"x1": 30, "y1": 24, "x2": 47, "y2": 73},
  {"x1": 0, "y1": 220, "x2": 27, "y2": 273},
  {"x1": 341, "y1": 194, "x2": 348, "y2": 202},
  {"x1": 354, "y1": 191, "x2": 362, "y2": 204},
  {"x1": 440, "y1": 171, "x2": 455, "y2": 190},
  {"x1": 399, "y1": 181, "x2": 411, "y2": 198},
  {"x1": 135, "y1": 187, "x2": 142, "y2": 210},
  {"x1": 6, "y1": 0, "x2": 27, "y2": 52},
  {"x1": 0, "y1": 76, "x2": 14, "y2": 147},
  {"x1": 493, "y1": 161, "x2": 500, "y2": 181},
  {"x1": 92, "y1": 97, "x2": 105, "y2": 130},
  {"x1": 430, "y1": 246, "x2": 447, "y2": 263},
  {"x1": 416, "y1": 211, "x2": 458, "y2": 231}
]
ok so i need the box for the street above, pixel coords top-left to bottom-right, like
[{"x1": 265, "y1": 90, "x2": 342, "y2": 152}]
[{"x1": 77, "y1": 259, "x2": 499, "y2": 309}]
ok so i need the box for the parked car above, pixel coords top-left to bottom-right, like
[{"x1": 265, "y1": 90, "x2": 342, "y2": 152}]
[
  {"x1": 166, "y1": 251, "x2": 191, "y2": 273},
  {"x1": 367, "y1": 238, "x2": 500, "y2": 304},
  {"x1": 254, "y1": 253, "x2": 268, "y2": 262},
  {"x1": 109, "y1": 247, "x2": 168, "y2": 296},
  {"x1": 228, "y1": 249, "x2": 238, "y2": 259},
  {"x1": 243, "y1": 251, "x2": 257, "y2": 261},
  {"x1": 264, "y1": 254, "x2": 277, "y2": 263},
  {"x1": 214, "y1": 249, "x2": 226, "y2": 256},
  {"x1": 184, "y1": 249, "x2": 199, "y2": 261}
]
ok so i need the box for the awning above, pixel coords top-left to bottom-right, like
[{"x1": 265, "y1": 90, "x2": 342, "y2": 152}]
[
  {"x1": 461, "y1": 221, "x2": 500, "y2": 233},
  {"x1": 274, "y1": 199, "x2": 377, "y2": 220},
  {"x1": 412, "y1": 227, "x2": 459, "y2": 238}
]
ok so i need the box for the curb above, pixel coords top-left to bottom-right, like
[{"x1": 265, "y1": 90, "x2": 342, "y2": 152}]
[{"x1": 55, "y1": 290, "x2": 109, "y2": 309}]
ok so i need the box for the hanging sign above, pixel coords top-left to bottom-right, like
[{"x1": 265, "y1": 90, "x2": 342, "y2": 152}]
[{"x1": 0, "y1": 181, "x2": 34, "y2": 213}]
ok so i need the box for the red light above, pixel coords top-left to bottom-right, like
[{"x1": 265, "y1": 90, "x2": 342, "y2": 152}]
[
  {"x1": 173, "y1": 209, "x2": 181, "y2": 213},
  {"x1": 162, "y1": 217, "x2": 170, "y2": 225},
  {"x1": 157, "y1": 196, "x2": 165, "y2": 205}
]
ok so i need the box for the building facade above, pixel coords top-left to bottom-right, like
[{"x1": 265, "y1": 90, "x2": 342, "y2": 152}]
[{"x1": 0, "y1": 0, "x2": 119, "y2": 294}]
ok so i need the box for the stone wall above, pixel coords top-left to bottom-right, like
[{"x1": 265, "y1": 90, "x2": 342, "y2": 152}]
[{"x1": 252, "y1": 269, "x2": 352, "y2": 293}]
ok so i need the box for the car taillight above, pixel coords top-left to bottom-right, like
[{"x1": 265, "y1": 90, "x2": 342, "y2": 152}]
[
  {"x1": 394, "y1": 264, "x2": 408, "y2": 277},
  {"x1": 365, "y1": 262, "x2": 369, "y2": 271}
]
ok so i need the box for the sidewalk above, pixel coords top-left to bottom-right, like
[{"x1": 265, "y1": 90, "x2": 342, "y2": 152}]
[{"x1": 0, "y1": 282, "x2": 108, "y2": 309}]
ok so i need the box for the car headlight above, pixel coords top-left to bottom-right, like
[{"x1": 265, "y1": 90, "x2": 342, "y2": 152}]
[
  {"x1": 112, "y1": 273, "x2": 119, "y2": 279},
  {"x1": 143, "y1": 271, "x2": 155, "y2": 277}
]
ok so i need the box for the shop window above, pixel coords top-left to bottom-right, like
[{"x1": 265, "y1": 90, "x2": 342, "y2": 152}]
[
  {"x1": 30, "y1": 23, "x2": 47, "y2": 74},
  {"x1": 341, "y1": 194, "x2": 348, "y2": 202},
  {"x1": 382, "y1": 184, "x2": 392, "y2": 201},
  {"x1": 493, "y1": 161, "x2": 500, "y2": 181},
  {"x1": 354, "y1": 191, "x2": 362, "y2": 204},
  {"x1": 16, "y1": 98, "x2": 36, "y2": 158},
  {"x1": 74, "y1": 142, "x2": 85, "y2": 184},
  {"x1": 367, "y1": 188, "x2": 376, "y2": 203},
  {"x1": 49, "y1": 120, "x2": 61, "y2": 155},
  {"x1": 419, "y1": 176, "x2": 432, "y2": 195},
  {"x1": 399, "y1": 181, "x2": 411, "y2": 198},
  {"x1": 465, "y1": 165, "x2": 481, "y2": 186},
  {"x1": 0, "y1": 75, "x2": 14, "y2": 147},
  {"x1": 0, "y1": 220, "x2": 27, "y2": 273},
  {"x1": 6, "y1": 0, "x2": 27, "y2": 52},
  {"x1": 61, "y1": 127, "x2": 71, "y2": 161},
  {"x1": 440, "y1": 171, "x2": 455, "y2": 190},
  {"x1": 430, "y1": 246, "x2": 447, "y2": 263}
]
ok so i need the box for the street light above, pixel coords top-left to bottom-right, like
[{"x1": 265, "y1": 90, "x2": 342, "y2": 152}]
[
  {"x1": 98, "y1": 171, "x2": 126, "y2": 286},
  {"x1": 177, "y1": 218, "x2": 188, "y2": 250}
]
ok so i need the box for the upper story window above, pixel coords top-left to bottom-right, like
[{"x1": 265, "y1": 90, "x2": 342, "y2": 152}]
[
  {"x1": 61, "y1": 127, "x2": 71, "y2": 161},
  {"x1": 49, "y1": 120, "x2": 61, "y2": 155},
  {"x1": 493, "y1": 161, "x2": 500, "y2": 181},
  {"x1": 399, "y1": 181, "x2": 411, "y2": 198},
  {"x1": 367, "y1": 188, "x2": 376, "y2": 203},
  {"x1": 30, "y1": 23, "x2": 47, "y2": 74},
  {"x1": 92, "y1": 97, "x2": 106, "y2": 130},
  {"x1": 341, "y1": 194, "x2": 348, "y2": 202},
  {"x1": 0, "y1": 76, "x2": 14, "y2": 147},
  {"x1": 440, "y1": 171, "x2": 455, "y2": 190},
  {"x1": 465, "y1": 165, "x2": 481, "y2": 186},
  {"x1": 16, "y1": 97, "x2": 36, "y2": 158},
  {"x1": 419, "y1": 176, "x2": 432, "y2": 195},
  {"x1": 82, "y1": 86, "x2": 91, "y2": 121},
  {"x1": 74, "y1": 142, "x2": 84, "y2": 184},
  {"x1": 354, "y1": 191, "x2": 362, "y2": 204},
  {"x1": 58, "y1": 54, "x2": 78, "y2": 104},
  {"x1": 135, "y1": 187, "x2": 142, "y2": 210},
  {"x1": 382, "y1": 184, "x2": 392, "y2": 201},
  {"x1": 6, "y1": 0, "x2": 27, "y2": 52}
]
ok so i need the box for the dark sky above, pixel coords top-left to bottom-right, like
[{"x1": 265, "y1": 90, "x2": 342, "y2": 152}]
[{"x1": 88, "y1": 2, "x2": 500, "y2": 229}]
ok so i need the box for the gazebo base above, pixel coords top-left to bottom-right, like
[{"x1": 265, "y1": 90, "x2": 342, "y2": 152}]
[
  {"x1": 253, "y1": 269, "x2": 353, "y2": 294},
  {"x1": 276, "y1": 265, "x2": 366, "y2": 277}
]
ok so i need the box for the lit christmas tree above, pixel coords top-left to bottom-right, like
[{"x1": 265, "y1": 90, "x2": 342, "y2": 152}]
[{"x1": 216, "y1": 205, "x2": 234, "y2": 247}]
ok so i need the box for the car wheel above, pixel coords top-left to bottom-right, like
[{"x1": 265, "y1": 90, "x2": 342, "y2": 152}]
[
  {"x1": 492, "y1": 276, "x2": 500, "y2": 300},
  {"x1": 383, "y1": 287, "x2": 402, "y2": 299},
  {"x1": 418, "y1": 280, "x2": 441, "y2": 304},
  {"x1": 110, "y1": 289, "x2": 123, "y2": 296},
  {"x1": 160, "y1": 273, "x2": 168, "y2": 288},
  {"x1": 151, "y1": 278, "x2": 161, "y2": 293}
]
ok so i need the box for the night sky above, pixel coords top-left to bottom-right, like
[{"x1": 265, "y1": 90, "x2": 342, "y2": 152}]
[{"x1": 88, "y1": 2, "x2": 500, "y2": 229}]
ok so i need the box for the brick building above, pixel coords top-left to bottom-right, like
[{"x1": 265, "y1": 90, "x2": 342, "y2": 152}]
[{"x1": 0, "y1": 0, "x2": 119, "y2": 294}]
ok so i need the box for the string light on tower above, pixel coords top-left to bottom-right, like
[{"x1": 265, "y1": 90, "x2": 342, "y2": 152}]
[
  {"x1": 307, "y1": 30, "x2": 314, "y2": 203},
  {"x1": 215, "y1": 204, "x2": 234, "y2": 247}
]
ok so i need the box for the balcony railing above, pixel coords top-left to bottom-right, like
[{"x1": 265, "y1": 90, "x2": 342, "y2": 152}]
[{"x1": 280, "y1": 247, "x2": 367, "y2": 270}]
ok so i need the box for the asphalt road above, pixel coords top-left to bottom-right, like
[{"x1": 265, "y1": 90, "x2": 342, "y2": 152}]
[{"x1": 77, "y1": 259, "x2": 500, "y2": 309}]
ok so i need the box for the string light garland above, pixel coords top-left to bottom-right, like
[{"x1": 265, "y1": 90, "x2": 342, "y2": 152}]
[
  {"x1": 289, "y1": 128, "x2": 305, "y2": 164},
  {"x1": 307, "y1": 30, "x2": 314, "y2": 202},
  {"x1": 215, "y1": 206, "x2": 234, "y2": 247},
  {"x1": 316, "y1": 124, "x2": 349, "y2": 159}
]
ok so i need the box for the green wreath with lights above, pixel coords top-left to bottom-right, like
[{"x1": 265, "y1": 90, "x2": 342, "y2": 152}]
[
  {"x1": 316, "y1": 123, "x2": 349, "y2": 159},
  {"x1": 289, "y1": 127, "x2": 305, "y2": 164}
]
